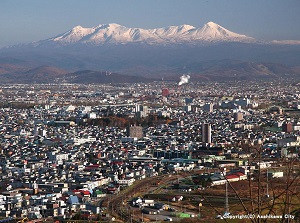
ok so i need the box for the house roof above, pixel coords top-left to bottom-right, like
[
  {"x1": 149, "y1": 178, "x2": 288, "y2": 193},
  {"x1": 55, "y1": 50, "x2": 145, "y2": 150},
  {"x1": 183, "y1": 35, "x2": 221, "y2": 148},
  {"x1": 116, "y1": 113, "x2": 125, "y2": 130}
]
[
  {"x1": 68, "y1": 195, "x2": 79, "y2": 204},
  {"x1": 226, "y1": 172, "x2": 245, "y2": 179},
  {"x1": 82, "y1": 190, "x2": 90, "y2": 195},
  {"x1": 226, "y1": 175, "x2": 239, "y2": 179}
]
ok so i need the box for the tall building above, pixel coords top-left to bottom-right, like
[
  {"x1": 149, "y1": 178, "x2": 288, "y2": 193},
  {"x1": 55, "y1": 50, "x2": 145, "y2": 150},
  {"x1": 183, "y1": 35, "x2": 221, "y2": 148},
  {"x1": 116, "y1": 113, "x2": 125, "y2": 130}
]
[
  {"x1": 135, "y1": 105, "x2": 149, "y2": 118},
  {"x1": 183, "y1": 105, "x2": 192, "y2": 112},
  {"x1": 282, "y1": 122, "x2": 293, "y2": 133},
  {"x1": 127, "y1": 125, "x2": 144, "y2": 139},
  {"x1": 135, "y1": 105, "x2": 148, "y2": 113},
  {"x1": 234, "y1": 112, "x2": 243, "y2": 122},
  {"x1": 203, "y1": 103, "x2": 213, "y2": 112},
  {"x1": 202, "y1": 123, "x2": 211, "y2": 144}
]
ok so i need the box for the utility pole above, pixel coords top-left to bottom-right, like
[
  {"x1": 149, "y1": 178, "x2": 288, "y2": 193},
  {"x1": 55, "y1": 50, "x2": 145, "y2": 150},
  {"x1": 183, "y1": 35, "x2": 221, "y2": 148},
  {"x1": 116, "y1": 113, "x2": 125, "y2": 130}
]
[
  {"x1": 258, "y1": 146, "x2": 262, "y2": 223},
  {"x1": 225, "y1": 181, "x2": 229, "y2": 214},
  {"x1": 266, "y1": 167, "x2": 269, "y2": 197},
  {"x1": 199, "y1": 202, "x2": 202, "y2": 219}
]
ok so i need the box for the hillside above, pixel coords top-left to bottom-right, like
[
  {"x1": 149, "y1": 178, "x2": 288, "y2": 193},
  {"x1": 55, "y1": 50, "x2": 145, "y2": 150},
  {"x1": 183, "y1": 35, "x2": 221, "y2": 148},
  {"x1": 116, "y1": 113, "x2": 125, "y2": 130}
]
[{"x1": 61, "y1": 70, "x2": 153, "y2": 83}]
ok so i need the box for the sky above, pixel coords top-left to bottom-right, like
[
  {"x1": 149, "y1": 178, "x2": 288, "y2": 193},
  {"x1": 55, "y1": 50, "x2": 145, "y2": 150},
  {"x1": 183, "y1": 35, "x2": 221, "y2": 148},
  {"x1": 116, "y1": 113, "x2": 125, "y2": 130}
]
[{"x1": 1, "y1": 0, "x2": 300, "y2": 48}]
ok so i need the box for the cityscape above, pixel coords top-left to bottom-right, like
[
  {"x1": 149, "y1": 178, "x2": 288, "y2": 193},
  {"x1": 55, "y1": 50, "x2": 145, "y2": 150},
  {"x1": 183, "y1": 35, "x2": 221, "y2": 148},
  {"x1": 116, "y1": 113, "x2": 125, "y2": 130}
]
[
  {"x1": 0, "y1": 79, "x2": 299, "y2": 222},
  {"x1": 2, "y1": 1, "x2": 300, "y2": 222}
]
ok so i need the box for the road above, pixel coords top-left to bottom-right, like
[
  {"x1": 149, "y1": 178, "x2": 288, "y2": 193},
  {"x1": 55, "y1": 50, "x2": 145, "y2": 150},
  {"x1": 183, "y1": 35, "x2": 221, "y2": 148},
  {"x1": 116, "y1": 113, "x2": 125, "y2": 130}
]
[{"x1": 104, "y1": 169, "x2": 209, "y2": 222}]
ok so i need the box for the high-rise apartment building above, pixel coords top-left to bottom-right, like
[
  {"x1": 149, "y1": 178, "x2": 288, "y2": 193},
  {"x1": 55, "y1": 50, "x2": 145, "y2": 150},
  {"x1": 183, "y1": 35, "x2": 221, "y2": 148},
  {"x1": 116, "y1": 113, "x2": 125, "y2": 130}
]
[
  {"x1": 282, "y1": 122, "x2": 293, "y2": 133},
  {"x1": 202, "y1": 123, "x2": 211, "y2": 144}
]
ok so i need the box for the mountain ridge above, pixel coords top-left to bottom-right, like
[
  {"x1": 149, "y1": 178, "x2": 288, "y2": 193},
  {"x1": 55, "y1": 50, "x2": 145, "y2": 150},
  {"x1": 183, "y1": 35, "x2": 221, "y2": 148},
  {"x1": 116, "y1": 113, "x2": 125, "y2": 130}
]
[
  {"x1": 2, "y1": 21, "x2": 300, "y2": 50},
  {"x1": 35, "y1": 21, "x2": 255, "y2": 46},
  {"x1": 1, "y1": 59, "x2": 299, "y2": 83}
]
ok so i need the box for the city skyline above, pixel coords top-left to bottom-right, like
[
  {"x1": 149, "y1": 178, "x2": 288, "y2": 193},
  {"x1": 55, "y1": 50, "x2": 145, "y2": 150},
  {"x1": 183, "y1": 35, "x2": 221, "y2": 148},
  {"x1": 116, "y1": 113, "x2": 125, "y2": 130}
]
[{"x1": 1, "y1": 0, "x2": 300, "y2": 48}]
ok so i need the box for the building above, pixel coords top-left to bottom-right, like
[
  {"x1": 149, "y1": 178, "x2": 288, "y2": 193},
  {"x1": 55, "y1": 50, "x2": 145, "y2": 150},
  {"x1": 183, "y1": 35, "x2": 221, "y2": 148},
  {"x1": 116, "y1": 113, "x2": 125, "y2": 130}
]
[
  {"x1": 202, "y1": 123, "x2": 211, "y2": 144},
  {"x1": 234, "y1": 112, "x2": 243, "y2": 122},
  {"x1": 127, "y1": 125, "x2": 144, "y2": 139},
  {"x1": 282, "y1": 122, "x2": 293, "y2": 133},
  {"x1": 203, "y1": 103, "x2": 213, "y2": 112},
  {"x1": 135, "y1": 105, "x2": 148, "y2": 113},
  {"x1": 135, "y1": 105, "x2": 149, "y2": 118},
  {"x1": 233, "y1": 98, "x2": 250, "y2": 108},
  {"x1": 183, "y1": 105, "x2": 192, "y2": 112},
  {"x1": 269, "y1": 106, "x2": 283, "y2": 115},
  {"x1": 48, "y1": 152, "x2": 69, "y2": 163},
  {"x1": 162, "y1": 88, "x2": 170, "y2": 97}
]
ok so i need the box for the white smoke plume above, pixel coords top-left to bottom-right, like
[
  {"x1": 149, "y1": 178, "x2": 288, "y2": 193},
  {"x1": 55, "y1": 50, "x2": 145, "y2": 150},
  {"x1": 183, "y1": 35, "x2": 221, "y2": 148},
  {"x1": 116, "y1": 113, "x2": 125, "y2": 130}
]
[{"x1": 178, "y1": 74, "x2": 190, "y2": 86}]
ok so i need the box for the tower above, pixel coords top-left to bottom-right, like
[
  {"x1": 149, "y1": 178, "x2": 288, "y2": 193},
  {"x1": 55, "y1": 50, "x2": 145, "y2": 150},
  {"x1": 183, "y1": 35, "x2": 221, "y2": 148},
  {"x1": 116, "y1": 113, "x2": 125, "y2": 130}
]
[{"x1": 202, "y1": 123, "x2": 211, "y2": 144}]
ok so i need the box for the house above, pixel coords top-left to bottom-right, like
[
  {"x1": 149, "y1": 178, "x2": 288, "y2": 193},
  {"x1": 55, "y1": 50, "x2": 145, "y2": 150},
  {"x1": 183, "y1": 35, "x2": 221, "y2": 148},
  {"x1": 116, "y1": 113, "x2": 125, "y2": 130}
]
[
  {"x1": 226, "y1": 172, "x2": 247, "y2": 182},
  {"x1": 142, "y1": 198, "x2": 155, "y2": 207},
  {"x1": 172, "y1": 196, "x2": 183, "y2": 202},
  {"x1": 142, "y1": 208, "x2": 159, "y2": 215},
  {"x1": 154, "y1": 203, "x2": 169, "y2": 210},
  {"x1": 81, "y1": 190, "x2": 91, "y2": 197},
  {"x1": 68, "y1": 196, "x2": 80, "y2": 205},
  {"x1": 118, "y1": 177, "x2": 135, "y2": 186},
  {"x1": 131, "y1": 197, "x2": 143, "y2": 207},
  {"x1": 93, "y1": 190, "x2": 106, "y2": 198}
]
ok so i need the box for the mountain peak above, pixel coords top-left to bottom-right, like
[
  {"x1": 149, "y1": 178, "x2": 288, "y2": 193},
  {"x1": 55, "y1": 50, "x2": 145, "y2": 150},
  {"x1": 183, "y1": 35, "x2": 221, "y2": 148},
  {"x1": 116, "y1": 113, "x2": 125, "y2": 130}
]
[
  {"x1": 72, "y1": 25, "x2": 84, "y2": 30},
  {"x1": 195, "y1": 21, "x2": 253, "y2": 41},
  {"x1": 205, "y1": 21, "x2": 219, "y2": 27},
  {"x1": 179, "y1": 24, "x2": 195, "y2": 31},
  {"x1": 107, "y1": 23, "x2": 122, "y2": 27},
  {"x1": 94, "y1": 23, "x2": 122, "y2": 29},
  {"x1": 201, "y1": 21, "x2": 227, "y2": 32}
]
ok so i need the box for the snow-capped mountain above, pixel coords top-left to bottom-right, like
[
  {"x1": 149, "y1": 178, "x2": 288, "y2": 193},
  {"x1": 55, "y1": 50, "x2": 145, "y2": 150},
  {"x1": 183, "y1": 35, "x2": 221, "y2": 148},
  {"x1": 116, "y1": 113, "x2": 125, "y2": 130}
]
[
  {"x1": 41, "y1": 21, "x2": 255, "y2": 45},
  {"x1": 2, "y1": 21, "x2": 300, "y2": 81}
]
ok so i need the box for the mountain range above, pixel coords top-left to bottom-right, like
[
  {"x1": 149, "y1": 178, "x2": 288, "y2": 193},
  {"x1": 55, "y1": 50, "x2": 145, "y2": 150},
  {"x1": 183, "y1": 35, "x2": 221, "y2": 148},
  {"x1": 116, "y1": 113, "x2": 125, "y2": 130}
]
[
  {"x1": 1, "y1": 22, "x2": 300, "y2": 83},
  {"x1": 36, "y1": 22, "x2": 255, "y2": 46}
]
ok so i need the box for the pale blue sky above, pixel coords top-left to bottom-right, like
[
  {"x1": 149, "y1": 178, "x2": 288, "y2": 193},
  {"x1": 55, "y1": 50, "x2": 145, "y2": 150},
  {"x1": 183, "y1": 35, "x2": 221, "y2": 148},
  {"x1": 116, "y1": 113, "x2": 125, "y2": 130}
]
[{"x1": 1, "y1": 0, "x2": 300, "y2": 48}]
